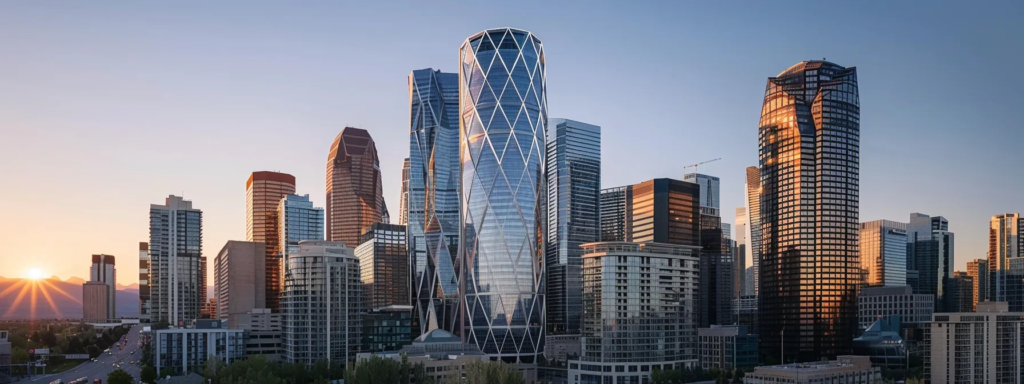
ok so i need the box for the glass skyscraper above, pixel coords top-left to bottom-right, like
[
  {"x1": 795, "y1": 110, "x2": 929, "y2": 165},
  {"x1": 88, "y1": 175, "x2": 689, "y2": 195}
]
[
  {"x1": 408, "y1": 68, "x2": 461, "y2": 335},
  {"x1": 988, "y1": 213, "x2": 1023, "y2": 304},
  {"x1": 459, "y1": 27, "x2": 546, "y2": 364},
  {"x1": 858, "y1": 220, "x2": 908, "y2": 287},
  {"x1": 278, "y1": 194, "x2": 325, "y2": 262},
  {"x1": 758, "y1": 60, "x2": 860, "y2": 362},
  {"x1": 685, "y1": 173, "x2": 732, "y2": 326},
  {"x1": 545, "y1": 118, "x2": 601, "y2": 336},
  {"x1": 326, "y1": 127, "x2": 386, "y2": 247},
  {"x1": 744, "y1": 166, "x2": 762, "y2": 297},
  {"x1": 907, "y1": 213, "x2": 954, "y2": 310},
  {"x1": 246, "y1": 171, "x2": 296, "y2": 313},
  {"x1": 600, "y1": 186, "x2": 632, "y2": 242}
]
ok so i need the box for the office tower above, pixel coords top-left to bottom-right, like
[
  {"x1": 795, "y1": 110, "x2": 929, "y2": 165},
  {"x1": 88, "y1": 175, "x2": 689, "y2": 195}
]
[
  {"x1": 278, "y1": 194, "x2": 325, "y2": 262},
  {"x1": 907, "y1": 213, "x2": 954, "y2": 310},
  {"x1": 398, "y1": 158, "x2": 410, "y2": 226},
  {"x1": 408, "y1": 68, "x2": 460, "y2": 335},
  {"x1": 758, "y1": 60, "x2": 860, "y2": 362},
  {"x1": 82, "y1": 281, "x2": 110, "y2": 322},
  {"x1": 685, "y1": 173, "x2": 732, "y2": 327},
  {"x1": 215, "y1": 241, "x2": 267, "y2": 329},
  {"x1": 281, "y1": 241, "x2": 362, "y2": 365},
  {"x1": 361, "y1": 306, "x2": 414, "y2": 354},
  {"x1": 743, "y1": 267, "x2": 755, "y2": 296},
  {"x1": 735, "y1": 208, "x2": 749, "y2": 300},
  {"x1": 199, "y1": 256, "x2": 207, "y2": 303},
  {"x1": 858, "y1": 220, "x2": 908, "y2": 287},
  {"x1": 459, "y1": 27, "x2": 546, "y2": 364},
  {"x1": 989, "y1": 213, "x2": 1024, "y2": 303},
  {"x1": 744, "y1": 166, "x2": 762, "y2": 296},
  {"x1": 945, "y1": 271, "x2": 974, "y2": 313},
  {"x1": 89, "y1": 254, "x2": 116, "y2": 320},
  {"x1": 246, "y1": 171, "x2": 296, "y2": 313},
  {"x1": 926, "y1": 302, "x2": 1024, "y2": 383},
  {"x1": 568, "y1": 242, "x2": 700, "y2": 384},
  {"x1": 354, "y1": 223, "x2": 409, "y2": 310},
  {"x1": 631, "y1": 178, "x2": 700, "y2": 245},
  {"x1": 599, "y1": 186, "x2": 632, "y2": 242},
  {"x1": 326, "y1": 127, "x2": 386, "y2": 247},
  {"x1": 150, "y1": 195, "x2": 203, "y2": 326},
  {"x1": 139, "y1": 242, "x2": 151, "y2": 322},
  {"x1": 545, "y1": 118, "x2": 601, "y2": 336},
  {"x1": 967, "y1": 259, "x2": 988, "y2": 310}
]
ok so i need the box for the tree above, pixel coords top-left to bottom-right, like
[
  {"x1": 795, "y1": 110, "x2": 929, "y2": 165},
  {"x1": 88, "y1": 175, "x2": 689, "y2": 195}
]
[
  {"x1": 345, "y1": 356, "x2": 405, "y2": 384},
  {"x1": 108, "y1": 368, "x2": 134, "y2": 384},
  {"x1": 463, "y1": 360, "x2": 524, "y2": 384},
  {"x1": 141, "y1": 365, "x2": 157, "y2": 384}
]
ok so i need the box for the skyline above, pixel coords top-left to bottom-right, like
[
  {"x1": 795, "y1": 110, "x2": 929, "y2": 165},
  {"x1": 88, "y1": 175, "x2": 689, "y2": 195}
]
[{"x1": 2, "y1": 1, "x2": 1023, "y2": 285}]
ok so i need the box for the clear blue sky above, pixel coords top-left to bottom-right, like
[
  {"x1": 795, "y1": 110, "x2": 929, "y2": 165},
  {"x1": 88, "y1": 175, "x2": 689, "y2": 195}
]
[{"x1": 1, "y1": 1, "x2": 1021, "y2": 284}]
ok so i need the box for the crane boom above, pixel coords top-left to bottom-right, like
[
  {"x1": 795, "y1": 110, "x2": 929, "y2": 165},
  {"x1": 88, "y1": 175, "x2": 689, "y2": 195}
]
[{"x1": 683, "y1": 157, "x2": 722, "y2": 174}]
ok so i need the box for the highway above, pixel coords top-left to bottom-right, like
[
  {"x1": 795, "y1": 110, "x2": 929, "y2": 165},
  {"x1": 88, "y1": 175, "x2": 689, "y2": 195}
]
[{"x1": 15, "y1": 325, "x2": 143, "y2": 384}]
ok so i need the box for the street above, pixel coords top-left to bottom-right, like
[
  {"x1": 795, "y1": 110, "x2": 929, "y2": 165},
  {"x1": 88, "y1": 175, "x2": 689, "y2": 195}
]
[{"x1": 15, "y1": 325, "x2": 143, "y2": 383}]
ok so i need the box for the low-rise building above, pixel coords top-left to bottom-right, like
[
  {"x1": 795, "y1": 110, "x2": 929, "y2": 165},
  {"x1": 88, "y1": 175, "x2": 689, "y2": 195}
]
[
  {"x1": 697, "y1": 325, "x2": 758, "y2": 371},
  {"x1": 744, "y1": 355, "x2": 879, "y2": 384},
  {"x1": 154, "y1": 320, "x2": 245, "y2": 376},
  {"x1": 925, "y1": 302, "x2": 1024, "y2": 383},
  {"x1": 358, "y1": 329, "x2": 486, "y2": 383},
  {"x1": 361, "y1": 305, "x2": 413, "y2": 354},
  {"x1": 851, "y1": 316, "x2": 905, "y2": 369},
  {"x1": 544, "y1": 334, "x2": 582, "y2": 364},
  {"x1": 857, "y1": 286, "x2": 933, "y2": 331},
  {"x1": 0, "y1": 330, "x2": 11, "y2": 384},
  {"x1": 237, "y1": 308, "x2": 282, "y2": 362}
]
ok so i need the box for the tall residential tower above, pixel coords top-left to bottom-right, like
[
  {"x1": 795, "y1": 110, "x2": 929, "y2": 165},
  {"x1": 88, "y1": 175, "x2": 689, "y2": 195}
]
[
  {"x1": 149, "y1": 195, "x2": 203, "y2": 326},
  {"x1": 459, "y1": 27, "x2": 546, "y2": 365},
  {"x1": 89, "y1": 254, "x2": 117, "y2": 321},
  {"x1": 758, "y1": 61, "x2": 860, "y2": 362}
]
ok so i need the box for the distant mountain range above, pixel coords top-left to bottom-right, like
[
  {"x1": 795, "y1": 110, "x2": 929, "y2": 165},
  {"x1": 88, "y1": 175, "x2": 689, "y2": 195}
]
[{"x1": 0, "y1": 276, "x2": 212, "y2": 320}]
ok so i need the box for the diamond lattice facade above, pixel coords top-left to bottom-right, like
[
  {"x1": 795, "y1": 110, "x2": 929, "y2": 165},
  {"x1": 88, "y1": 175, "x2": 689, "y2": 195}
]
[
  {"x1": 408, "y1": 68, "x2": 461, "y2": 335},
  {"x1": 458, "y1": 27, "x2": 547, "y2": 364}
]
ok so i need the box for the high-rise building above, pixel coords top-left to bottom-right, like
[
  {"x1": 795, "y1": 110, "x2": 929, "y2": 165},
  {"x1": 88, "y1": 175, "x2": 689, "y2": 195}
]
[
  {"x1": 631, "y1": 178, "x2": 700, "y2": 246},
  {"x1": 278, "y1": 194, "x2": 325, "y2": 262},
  {"x1": 907, "y1": 213, "x2": 954, "y2": 310},
  {"x1": 82, "y1": 281, "x2": 110, "y2": 322},
  {"x1": 743, "y1": 267, "x2": 755, "y2": 297},
  {"x1": 989, "y1": 213, "x2": 1024, "y2": 303},
  {"x1": 407, "y1": 68, "x2": 461, "y2": 335},
  {"x1": 199, "y1": 255, "x2": 207, "y2": 304},
  {"x1": 685, "y1": 173, "x2": 732, "y2": 327},
  {"x1": 281, "y1": 241, "x2": 362, "y2": 366},
  {"x1": 89, "y1": 254, "x2": 116, "y2": 320},
  {"x1": 926, "y1": 302, "x2": 1024, "y2": 383},
  {"x1": 599, "y1": 186, "x2": 632, "y2": 242},
  {"x1": 139, "y1": 242, "x2": 151, "y2": 323},
  {"x1": 458, "y1": 27, "x2": 547, "y2": 365},
  {"x1": 568, "y1": 242, "x2": 700, "y2": 384},
  {"x1": 215, "y1": 241, "x2": 267, "y2": 329},
  {"x1": 945, "y1": 271, "x2": 974, "y2": 313},
  {"x1": 246, "y1": 171, "x2": 296, "y2": 313},
  {"x1": 354, "y1": 223, "x2": 409, "y2": 310},
  {"x1": 744, "y1": 166, "x2": 762, "y2": 297},
  {"x1": 758, "y1": 60, "x2": 860, "y2": 362},
  {"x1": 734, "y1": 207, "x2": 749, "y2": 300},
  {"x1": 858, "y1": 220, "x2": 908, "y2": 287},
  {"x1": 326, "y1": 127, "x2": 385, "y2": 247},
  {"x1": 150, "y1": 195, "x2": 203, "y2": 326},
  {"x1": 545, "y1": 118, "x2": 601, "y2": 336},
  {"x1": 398, "y1": 158, "x2": 410, "y2": 226},
  {"x1": 966, "y1": 259, "x2": 988, "y2": 311}
]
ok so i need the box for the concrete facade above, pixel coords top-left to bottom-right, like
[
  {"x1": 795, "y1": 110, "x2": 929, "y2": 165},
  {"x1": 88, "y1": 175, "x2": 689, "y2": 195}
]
[
  {"x1": 83, "y1": 281, "x2": 110, "y2": 322},
  {"x1": 154, "y1": 320, "x2": 244, "y2": 376},
  {"x1": 214, "y1": 240, "x2": 267, "y2": 329},
  {"x1": 926, "y1": 302, "x2": 1024, "y2": 383},
  {"x1": 745, "y1": 355, "x2": 879, "y2": 384}
]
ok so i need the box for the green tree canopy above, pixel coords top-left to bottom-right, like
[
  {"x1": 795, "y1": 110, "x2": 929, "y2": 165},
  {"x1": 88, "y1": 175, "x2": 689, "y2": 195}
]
[
  {"x1": 107, "y1": 368, "x2": 134, "y2": 384},
  {"x1": 141, "y1": 365, "x2": 157, "y2": 384},
  {"x1": 463, "y1": 360, "x2": 524, "y2": 384}
]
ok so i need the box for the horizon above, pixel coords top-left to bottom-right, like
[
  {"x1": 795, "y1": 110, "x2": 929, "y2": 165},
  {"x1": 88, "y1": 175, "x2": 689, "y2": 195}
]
[{"x1": 2, "y1": 1, "x2": 1023, "y2": 286}]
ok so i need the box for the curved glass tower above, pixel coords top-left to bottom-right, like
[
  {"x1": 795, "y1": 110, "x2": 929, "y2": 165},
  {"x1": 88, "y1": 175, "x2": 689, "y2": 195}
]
[
  {"x1": 758, "y1": 60, "x2": 860, "y2": 362},
  {"x1": 459, "y1": 27, "x2": 546, "y2": 364}
]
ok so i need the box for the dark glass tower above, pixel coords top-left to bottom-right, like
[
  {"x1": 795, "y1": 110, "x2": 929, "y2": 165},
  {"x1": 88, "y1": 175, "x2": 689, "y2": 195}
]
[
  {"x1": 758, "y1": 60, "x2": 860, "y2": 362},
  {"x1": 631, "y1": 178, "x2": 700, "y2": 246},
  {"x1": 408, "y1": 69, "x2": 461, "y2": 335},
  {"x1": 545, "y1": 118, "x2": 601, "y2": 335},
  {"x1": 459, "y1": 27, "x2": 546, "y2": 364},
  {"x1": 600, "y1": 186, "x2": 632, "y2": 242}
]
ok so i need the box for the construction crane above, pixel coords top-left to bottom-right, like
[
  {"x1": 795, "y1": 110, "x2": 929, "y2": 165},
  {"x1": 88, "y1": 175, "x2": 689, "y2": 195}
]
[{"x1": 683, "y1": 158, "x2": 722, "y2": 174}]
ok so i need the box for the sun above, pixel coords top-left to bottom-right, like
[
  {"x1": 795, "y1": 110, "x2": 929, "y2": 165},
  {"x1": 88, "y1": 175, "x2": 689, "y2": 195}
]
[{"x1": 27, "y1": 268, "x2": 45, "y2": 280}]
